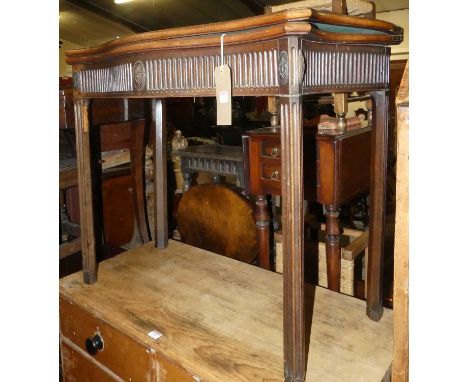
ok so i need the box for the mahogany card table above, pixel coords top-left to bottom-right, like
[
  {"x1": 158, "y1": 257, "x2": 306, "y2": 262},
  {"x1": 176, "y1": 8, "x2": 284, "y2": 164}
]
[{"x1": 66, "y1": 8, "x2": 402, "y2": 381}]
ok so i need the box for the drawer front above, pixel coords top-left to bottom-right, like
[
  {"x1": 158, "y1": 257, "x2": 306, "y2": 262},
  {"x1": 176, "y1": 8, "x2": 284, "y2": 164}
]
[
  {"x1": 259, "y1": 158, "x2": 282, "y2": 194},
  {"x1": 260, "y1": 140, "x2": 281, "y2": 158},
  {"x1": 154, "y1": 353, "x2": 199, "y2": 382},
  {"x1": 260, "y1": 160, "x2": 281, "y2": 182},
  {"x1": 60, "y1": 297, "x2": 154, "y2": 382},
  {"x1": 61, "y1": 339, "x2": 120, "y2": 382}
]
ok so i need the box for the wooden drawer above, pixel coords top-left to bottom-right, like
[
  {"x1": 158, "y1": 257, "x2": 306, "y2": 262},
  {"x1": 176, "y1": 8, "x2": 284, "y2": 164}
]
[
  {"x1": 60, "y1": 297, "x2": 155, "y2": 382},
  {"x1": 260, "y1": 159, "x2": 281, "y2": 182},
  {"x1": 260, "y1": 139, "x2": 281, "y2": 158},
  {"x1": 61, "y1": 339, "x2": 121, "y2": 382},
  {"x1": 244, "y1": 126, "x2": 317, "y2": 197}
]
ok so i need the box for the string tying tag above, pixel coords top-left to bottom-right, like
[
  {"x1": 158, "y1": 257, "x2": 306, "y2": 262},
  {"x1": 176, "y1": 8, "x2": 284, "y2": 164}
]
[
  {"x1": 220, "y1": 33, "x2": 226, "y2": 66},
  {"x1": 214, "y1": 33, "x2": 231, "y2": 125}
]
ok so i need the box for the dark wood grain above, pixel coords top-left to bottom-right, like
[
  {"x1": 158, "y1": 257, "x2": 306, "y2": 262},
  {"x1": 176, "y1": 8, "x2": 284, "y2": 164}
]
[
  {"x1": 367, "y1": 90, "x2": 389, "y2": 321},
  {"x1": 316, "y1": 127, "x2": 371, "y2": 206},
  {"x1": 176, "y1": 184, "x2": 257, "y2": 264},
  {"x1": 130, "y1": 119, "x2": 150, "y2": 242},
  {"x1": 101, "y1": 174, "x2": 134, "y2": 247},
  {"x1": 324, "y1": 205, "x2": 341, "y2": 292}
]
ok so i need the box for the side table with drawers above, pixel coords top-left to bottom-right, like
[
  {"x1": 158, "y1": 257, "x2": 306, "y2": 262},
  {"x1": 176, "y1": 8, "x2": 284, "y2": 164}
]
[{"x1": 243, "y1": 124, "x2": 371, "y2": 292}]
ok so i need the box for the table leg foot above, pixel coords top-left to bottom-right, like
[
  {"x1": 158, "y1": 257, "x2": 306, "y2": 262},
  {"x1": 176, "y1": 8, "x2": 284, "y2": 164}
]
[{"x1": 367, "y1": 303, "x2": 384, "y2": 321}]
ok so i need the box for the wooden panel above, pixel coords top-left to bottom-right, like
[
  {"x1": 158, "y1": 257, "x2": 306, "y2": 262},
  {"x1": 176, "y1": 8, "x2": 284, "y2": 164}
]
[
  {"x1": 60, "y1": 240, "x2": 394, "y2": 382},
  {"x1": 316, "y1": 139, "x2": 336, "y2": 205},
  {"x1": 337, "y1": 128, "x2": 371, "y2": 204},
  {"x1": 61, "y1": 339, "x2": 121, "y2": 382},
  {"x1": 60, "y1": 297, "x2": 155, "y2": 382},
  {"x1": 316, "y1": 127, "x2": 371, "y2": 206},
  {"x1": 392, "y1": 62, "x2": 409, "y2": 382},
  {"x1": 91, "y1": 99, "x2": 145, "y2": 126},
  {"x1": 247, "y1": 135, "x2": 264, "y2": 195},
  {"x1": 101, "y1": 174, "x2": 134, "y2": 247}
]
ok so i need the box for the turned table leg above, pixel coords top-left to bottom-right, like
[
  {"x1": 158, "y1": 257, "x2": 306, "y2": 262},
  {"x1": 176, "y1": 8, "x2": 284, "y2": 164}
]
[
  {"x1": 367, "y1": 90, "x2": 389, "y2": 321},
  {"x1": 254, "y1": 195, "x2": 270, "y2": 270},
  {"x1": 325, "y1": 205, "x2": 341, "y2": 292}
]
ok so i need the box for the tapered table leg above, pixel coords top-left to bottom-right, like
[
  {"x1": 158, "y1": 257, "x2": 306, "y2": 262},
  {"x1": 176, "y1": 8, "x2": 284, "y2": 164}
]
[
  {"x1": 152, "y1": 99, "x2": 168, "y2": 249},
  {"x1": 367, "y1": 90, "x2": 389, "y2": 321},
  {"x1": 281, "y1": 94, "x2": 305, "y2": 382},
  {"x1": 74, "y1": 98, "x2": 97, "y2": 284}
]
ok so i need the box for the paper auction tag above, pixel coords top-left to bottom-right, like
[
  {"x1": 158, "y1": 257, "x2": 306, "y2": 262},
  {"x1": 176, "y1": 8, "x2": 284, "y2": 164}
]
[
  {"x1": 214, "y1": 64, "x2": 232, "y2": 125},
  {"x1": 147, "y1": 329, "x2": 162, "y2": 340}
]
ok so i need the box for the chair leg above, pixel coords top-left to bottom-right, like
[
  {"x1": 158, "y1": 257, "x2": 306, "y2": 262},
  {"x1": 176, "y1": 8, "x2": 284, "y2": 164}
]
[
  {"x1": 325, "y1": 204, "x2": 341, "y2": 292},
  {"x1": 130, "y1": 120, "x2": 150, "y2": 243}
]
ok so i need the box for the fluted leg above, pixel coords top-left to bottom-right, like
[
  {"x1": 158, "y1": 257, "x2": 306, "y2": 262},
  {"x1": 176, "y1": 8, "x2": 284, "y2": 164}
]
[{"x1": 367, "y1": 90, "x2": 389, "y2": 321}]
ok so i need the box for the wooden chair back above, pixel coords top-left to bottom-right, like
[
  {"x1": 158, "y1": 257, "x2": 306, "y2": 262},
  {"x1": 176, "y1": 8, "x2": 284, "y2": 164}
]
[{"x1": 96, "y1": 119, "x2": 150, "y2": 244}]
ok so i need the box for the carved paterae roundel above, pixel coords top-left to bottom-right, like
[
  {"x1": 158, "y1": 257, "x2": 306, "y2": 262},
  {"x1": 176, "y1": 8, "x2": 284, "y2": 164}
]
[
  {"x1": 73, "y1": 72, "x2": 81, "y2": 90},
  {"x1": 133, "y1": 61, "x2": 146, "y2": 91},
  {"x1": 279, "y1": 51, "x2": 289, "y2": 85}
]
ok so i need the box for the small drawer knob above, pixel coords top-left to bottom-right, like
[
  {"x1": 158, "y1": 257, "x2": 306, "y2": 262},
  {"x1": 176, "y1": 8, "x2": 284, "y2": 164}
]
[
  {"x1": 85, "y1": 333, "x2": 104, "y2": 355},
  {"x1": 270, "y1": 170, "x2": 279, "y2": 181},
  {"x1": 270, "y1": 147, "x2": 280, "y2": 157}
]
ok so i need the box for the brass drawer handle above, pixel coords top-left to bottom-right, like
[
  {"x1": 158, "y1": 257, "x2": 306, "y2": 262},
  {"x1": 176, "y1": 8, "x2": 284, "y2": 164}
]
[
  {"x1": 270, "y1": 170, "x2": 279, "y2": 181},
  {"x1": 270, "y1": 147, "x2": 280, "y2": 157}
]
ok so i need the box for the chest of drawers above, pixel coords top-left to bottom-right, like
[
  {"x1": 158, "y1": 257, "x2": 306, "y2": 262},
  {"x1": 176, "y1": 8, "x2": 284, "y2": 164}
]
[{"x1": 60, "y1": 296, "x2": 195, "y2": 382}]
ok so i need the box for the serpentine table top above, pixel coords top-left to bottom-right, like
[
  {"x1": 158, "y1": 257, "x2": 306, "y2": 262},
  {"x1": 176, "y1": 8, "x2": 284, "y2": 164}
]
[{"x1": 66, "y1": 8, "x2": 402, "y2": 98}]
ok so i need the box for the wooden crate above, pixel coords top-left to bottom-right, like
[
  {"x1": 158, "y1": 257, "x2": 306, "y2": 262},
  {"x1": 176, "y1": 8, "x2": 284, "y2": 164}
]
[{"x1": 275, "y1": 225, "x2": 368, "y2": 296}]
